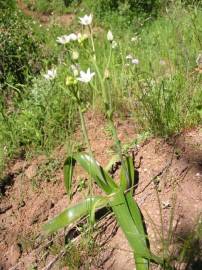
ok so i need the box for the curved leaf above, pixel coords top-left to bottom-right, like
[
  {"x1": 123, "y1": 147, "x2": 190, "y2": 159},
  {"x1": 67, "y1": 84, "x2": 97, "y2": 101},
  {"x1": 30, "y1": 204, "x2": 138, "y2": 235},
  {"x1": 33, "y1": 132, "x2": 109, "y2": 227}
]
[
  {"x1": 120, "y1": 156, "x2": 135, "y2": 192},
  {"x1": 64, "y1": 153, "x2": 118, "y2": 196},
  {"x1": 110, "y1": 191, "x2": 151, "y2": 261},
  {"x1": 90, "y1": 196, "x2": 110, "y2": 224},
  {"x1": 43, "y1": 196, "x2": 108, "y2": 234},
  {"x1": 64, "y1": 156, "x2": 76, "y2": 197},
  {"x1": 110, "y1": 191, "x2": 163, "y2": 268},
  {"x1": 75, "y1": 153, "x2": 118, "y2": 193}
]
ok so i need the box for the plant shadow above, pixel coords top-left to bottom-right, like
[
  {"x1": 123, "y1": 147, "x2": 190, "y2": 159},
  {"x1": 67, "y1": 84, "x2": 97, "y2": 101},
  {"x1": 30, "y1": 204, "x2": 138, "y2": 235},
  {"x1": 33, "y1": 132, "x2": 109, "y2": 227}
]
[{"x1": 170, "y1": 219, "x2": 202, "y2": 270}]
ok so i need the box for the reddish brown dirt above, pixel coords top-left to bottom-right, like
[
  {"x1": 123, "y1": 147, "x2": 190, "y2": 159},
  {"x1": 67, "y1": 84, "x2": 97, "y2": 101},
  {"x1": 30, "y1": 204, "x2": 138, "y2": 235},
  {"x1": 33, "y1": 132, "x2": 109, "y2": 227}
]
[
  {"x1": 0, "y1": 113, "x2": 201, "y2": 269},
  {"x1": 17, "y1": 0, "x2": 75, "y2": 25}
]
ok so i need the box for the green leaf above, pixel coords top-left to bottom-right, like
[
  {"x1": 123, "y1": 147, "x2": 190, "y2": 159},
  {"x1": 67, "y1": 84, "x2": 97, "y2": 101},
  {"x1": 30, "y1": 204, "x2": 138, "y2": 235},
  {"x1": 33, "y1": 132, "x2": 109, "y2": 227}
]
[
  {"x1": 90, "y1": 196, "x2": 110, "y2": 224},
  {"x1": 110, "y1": 191, "x2": 151, "y2": 261},
  {"x1": 125, "y1": 193, "x2": 146, "y2": 240},
  {"x1": 64, "y1": 156, "x2": 76, "y2": 198},
  {"x1": 120, "y1": 156, "x2": 135, "y2": 192},
  {"x1": 110, "y1": 191, "x2": 163, "y2": 269},
  {"x1": 125, "y1": 193, "x2": 162, "y2": 264},
  {"x1": 43, "y1": 196, "x2": 107, "y2": 234},
  {"x1": 196, "y1": 104, "x2": 202, "y2": 118},
  {"x1": 64, "y1": 153, "x2": 118, "y2": 195}
]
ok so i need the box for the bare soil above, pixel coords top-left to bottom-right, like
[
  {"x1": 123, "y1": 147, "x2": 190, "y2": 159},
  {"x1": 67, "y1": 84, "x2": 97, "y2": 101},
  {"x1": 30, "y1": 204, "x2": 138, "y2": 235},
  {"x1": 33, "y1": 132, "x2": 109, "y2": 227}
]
[
  {"x1": 17, "y1": 0, "x2": 75, "y2": 25},
  {"x1": 0, "y1": 112, "x2": 201, "y2": 270}
]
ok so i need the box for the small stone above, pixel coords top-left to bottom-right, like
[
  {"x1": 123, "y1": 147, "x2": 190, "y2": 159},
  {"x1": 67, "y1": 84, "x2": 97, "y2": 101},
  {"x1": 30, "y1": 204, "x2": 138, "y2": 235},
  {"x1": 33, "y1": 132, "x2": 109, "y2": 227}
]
[
  {"x1": 162, "y1": 201, "x2": 171, "y2": 209},
  {"x1": 25, "y1": 165, "x2": 38, "y2": 179}
]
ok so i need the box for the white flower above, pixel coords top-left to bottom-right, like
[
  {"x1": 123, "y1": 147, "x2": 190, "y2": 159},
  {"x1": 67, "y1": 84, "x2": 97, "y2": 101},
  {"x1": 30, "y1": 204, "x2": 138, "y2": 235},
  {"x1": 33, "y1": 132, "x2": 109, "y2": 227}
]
[
  {"x1": 131, "y1": 58, "x2": 139, "y2": 65},
  {"x1": 111, "y1": 40, "x2": 117, "y2": 49},
  {"x1": 107, "y1": 30, "x2": 113, "y2": 41},
  {"x1": 79, "y1": 14, "x2": 93, "y2": 26},
  {"x1": 77, "y1": 68, "x2": 95, "y2": 83},
  {"x1": 126, "y1": 54, "x2": 133, "y2": 60},
  {"x1": 68, "y1": 33, "x2": 78, "y2": 41},
  {"x1": 56, "y1": 33, "x2": 78, "y2": 44},
  {"x1": 43, "y1": 69, "x2": 57, "y2": 80},
  {"x1": 56, "y1": 35, "x2": 70, "y2": 44}
]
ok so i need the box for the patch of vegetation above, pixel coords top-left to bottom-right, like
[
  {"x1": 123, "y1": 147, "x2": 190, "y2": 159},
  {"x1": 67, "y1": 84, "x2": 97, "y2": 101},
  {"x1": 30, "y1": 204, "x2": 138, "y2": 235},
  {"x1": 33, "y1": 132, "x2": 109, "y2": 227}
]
[
  {"x1": 0, "y1": 1, "x2": 202, "y2": 269},
  {"x1": 0, "y1": 0, "x2": 16, "y2": 9},
  {"x1": 23, "y1": 0, "x2": 74, "y2": 14},
  {"x1": 0, "y1": 1, "x2": 201, "y2": 165},
  {"x1": 0, "y1": 9, "x2": 44, "y2": 92},
  {"x1": 31, "y1": 156, "x2": 62, "y2": 189}
]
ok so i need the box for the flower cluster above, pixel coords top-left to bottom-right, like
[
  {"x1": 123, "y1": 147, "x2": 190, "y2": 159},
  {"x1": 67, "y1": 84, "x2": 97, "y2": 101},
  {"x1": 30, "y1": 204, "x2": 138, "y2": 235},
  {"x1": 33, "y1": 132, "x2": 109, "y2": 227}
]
[
  {"x1": 79, "y1": 14, "x2": 93, "y2": 26},
  {"x1": 56, "y1": 33, "x2": 88, "y2": 45},
  {"x1": 47, "y1": 14, "x2": 139, "y2": 85},
  {"x1": 65, "y1": 67, "x2": 95, "y2": 86}
]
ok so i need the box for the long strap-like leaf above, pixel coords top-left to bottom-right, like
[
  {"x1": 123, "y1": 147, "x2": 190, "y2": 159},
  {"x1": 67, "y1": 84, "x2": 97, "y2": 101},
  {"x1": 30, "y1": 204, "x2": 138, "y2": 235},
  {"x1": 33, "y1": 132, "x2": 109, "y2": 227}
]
[
  {"x1": 110, "y1": 191, "x2": 151, "y2": 260},
  {"x1": 43, "y1": 196, "x2": 108, "y2": 234},
  {"x1": 110, "y1": 191, "x2": 163, "y2": 269},
  {"x1": 120, "y1": 156, "x2": 135, "y2": 192},
  {"x1": 64, "y1": 153, "x2": 118, "y2": 196}
]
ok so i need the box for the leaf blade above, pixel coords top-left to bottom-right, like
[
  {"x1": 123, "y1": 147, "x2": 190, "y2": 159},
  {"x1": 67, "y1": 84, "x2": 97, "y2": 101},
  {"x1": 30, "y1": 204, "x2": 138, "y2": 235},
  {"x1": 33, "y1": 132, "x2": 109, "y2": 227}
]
[
  {"x1": 64, "y1": 156, "x2": 76, "y2": 198},
  {"x1": 120, "y1": 156, "x2": 135, "y2": 192},
  {"x1": 74, "y1": 153, "x2": 118, "y2": 194},
  {"x1": 43, "y1": 196, "x2": 107, "y2": 234}
]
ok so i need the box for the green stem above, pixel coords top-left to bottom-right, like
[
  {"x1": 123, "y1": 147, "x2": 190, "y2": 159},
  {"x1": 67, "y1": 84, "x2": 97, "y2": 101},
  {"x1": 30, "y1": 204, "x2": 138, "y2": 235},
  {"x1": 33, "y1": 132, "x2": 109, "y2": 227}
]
[
  {"x1": 88, "y1": 25, "x2": 96, "y2": 60},
  {"x1": 78, "y1": 105, "x2": 94, "y2": 198},
  {"x1": 104, "y1": 45, "x2": 112, "y2": 79},
  {"x1": 92, "y1": 58, "x2": 130, "y2": 187},
  {"x1": 78, "y1": 106, "x2": 93, "y2": 158},
  {"x1": 108, "y1": 116, "x2": 123, "y2": 162}
]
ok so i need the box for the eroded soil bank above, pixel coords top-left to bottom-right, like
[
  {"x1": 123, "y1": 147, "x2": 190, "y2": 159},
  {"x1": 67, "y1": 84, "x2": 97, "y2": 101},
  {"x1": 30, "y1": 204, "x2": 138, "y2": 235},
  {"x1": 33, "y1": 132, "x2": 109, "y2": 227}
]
[{"x1": 0, "y1": 112, "x2": 201, "y2": 269}]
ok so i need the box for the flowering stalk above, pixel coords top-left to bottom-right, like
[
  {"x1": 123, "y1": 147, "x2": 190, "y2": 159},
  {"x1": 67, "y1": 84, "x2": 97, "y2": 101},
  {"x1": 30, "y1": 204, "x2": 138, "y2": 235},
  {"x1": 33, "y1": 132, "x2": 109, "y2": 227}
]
[
  {"x1": 79, "y1": 14, "x2": 96, "y2": 60},
  {"x1": 43, "y1": 15, "x2": 174, "y2": 269},
  {"x1": 88, "y1": 25, "x2": 96, "y2": 60},
  {"x1": 92, "y1": 36, "x2": 130, "y2": 187},
  {"x1": 78, "y1": 104, "x2": 93, "y2": 158},
  {"x1": 66, "y1": 80, "x2": 93, "y2": 158},
  {"x1": 67, "y1": 82, "x2": 94, "y2": 197},
  {"x1": 78, "y1": 105, "x2": 94, "y2": 198}
]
